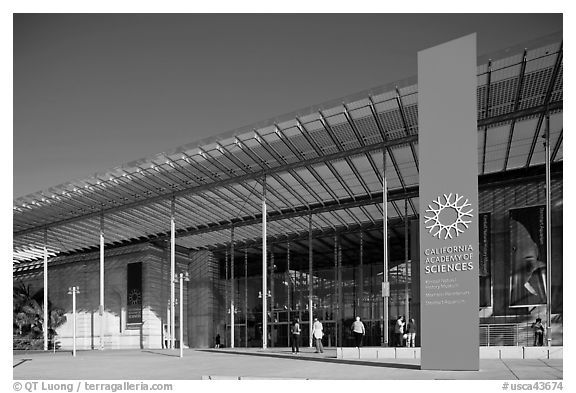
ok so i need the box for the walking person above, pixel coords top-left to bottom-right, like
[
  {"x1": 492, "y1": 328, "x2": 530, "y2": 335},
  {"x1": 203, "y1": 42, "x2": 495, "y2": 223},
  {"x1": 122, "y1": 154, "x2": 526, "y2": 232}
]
[
  {"x1": 531, "y1": 317, "x2": 545, "y2": 346},
  {"x1": 215, "y1": 333, "x2": 221, "y2": 349},
  {"x1": 291, "y1": 318, "x2": 301, "y2": 354},
  {"x1": 312, "y1": 317, "x2": 324, "y2": 353},
  {"x1": 351, "y1": 316, "x2": 366, "y2": 348},
  {"x1": 405, "y1": 318, "x2": 417, "y2": 347}
]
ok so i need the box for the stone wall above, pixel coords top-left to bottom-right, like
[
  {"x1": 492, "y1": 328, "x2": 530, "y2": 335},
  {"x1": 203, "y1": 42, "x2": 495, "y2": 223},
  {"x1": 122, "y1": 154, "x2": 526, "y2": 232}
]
[{"x1": 14, "y1": 242, "x2": 191, "y2": 350}]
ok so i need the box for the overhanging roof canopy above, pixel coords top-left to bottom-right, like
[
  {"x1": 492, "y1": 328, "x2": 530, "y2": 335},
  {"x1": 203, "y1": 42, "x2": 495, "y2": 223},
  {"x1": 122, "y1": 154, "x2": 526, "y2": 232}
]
[{"x1": 13, "y1": 36, "x2": 563, "y2": 267}]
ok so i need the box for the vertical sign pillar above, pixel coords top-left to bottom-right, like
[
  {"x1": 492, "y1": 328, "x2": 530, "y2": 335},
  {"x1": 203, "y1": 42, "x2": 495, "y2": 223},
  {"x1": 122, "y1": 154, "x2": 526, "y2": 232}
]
[
  {"x1": 99, "y1": 213, "x2": 105, "y2": 350},
  {"x1": 43, "y1": 229, "x2": 48, "y2": 351},
  {"x1": 262, "y1": 177, "x2": 267, "y2": 349},
  {"x1": 418, "y1": 34, "x2": 479, "y2": 370},
  {"x1": 170, "y1": 196, "x2": 176, "y2": 350}
]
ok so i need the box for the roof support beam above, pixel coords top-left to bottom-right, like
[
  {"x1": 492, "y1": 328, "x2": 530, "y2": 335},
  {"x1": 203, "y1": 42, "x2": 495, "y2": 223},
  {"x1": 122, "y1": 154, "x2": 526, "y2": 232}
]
[
  {"x1": 170, "y1": 186, "x2": 418, "y2": 241},
  {"x1": 503, "y1": 49, "x2": 528, "y2": 171},
  {"x1": 478, "y1": 100, "x2": 562, "y2": 129},
  {"x1": 481, "y1": 60, "x2": 493, "y2": 175},
  {"x1": 525, "y1": 44, "x2": 563, "y2": 167},
  {"x1": 395, "y1": 88, "x2": 419, "y2": 172},
  {"x1": 551, "y1": 130, "x2": 563, "y2": 162},
  {"x1": 210, "y1": 216, "x2": 414, "y2": 252}
]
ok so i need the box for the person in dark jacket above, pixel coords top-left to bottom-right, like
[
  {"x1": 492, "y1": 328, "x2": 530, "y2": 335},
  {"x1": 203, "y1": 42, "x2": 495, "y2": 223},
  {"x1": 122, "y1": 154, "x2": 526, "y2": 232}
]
[
  {"x1": 405, "y1": 318, "x2": 417, "y2": 347},
  {"x1": 291, "y1": 318, "x2": 301, "y2": 354},
  {"x1": 531, "y1": 318, "x2": 545, "y2": 346}
]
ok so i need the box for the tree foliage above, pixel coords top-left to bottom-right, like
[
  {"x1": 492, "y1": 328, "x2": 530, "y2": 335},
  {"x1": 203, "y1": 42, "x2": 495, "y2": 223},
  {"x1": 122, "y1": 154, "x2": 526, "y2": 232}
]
[{"x1": 13, "y1": 281, "x2": 67, "y2": 350}]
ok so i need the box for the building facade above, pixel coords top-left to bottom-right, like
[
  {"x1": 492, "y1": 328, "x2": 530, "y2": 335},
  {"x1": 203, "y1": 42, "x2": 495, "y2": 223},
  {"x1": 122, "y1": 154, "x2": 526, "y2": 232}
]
[{"x1": 13, "y1": 34, "x2": 563, "y2": 350}]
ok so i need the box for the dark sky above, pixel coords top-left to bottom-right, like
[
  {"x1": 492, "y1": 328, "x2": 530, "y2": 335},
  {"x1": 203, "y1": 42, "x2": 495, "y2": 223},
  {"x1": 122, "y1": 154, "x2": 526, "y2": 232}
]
[{"x1": 13, "y1": 13, "x2": 562, "y2": 198}]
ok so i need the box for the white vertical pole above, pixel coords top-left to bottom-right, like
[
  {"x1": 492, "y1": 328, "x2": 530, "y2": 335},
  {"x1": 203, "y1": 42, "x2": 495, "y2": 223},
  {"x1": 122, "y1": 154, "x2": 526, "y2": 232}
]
[
  {"x1": 404, "y1": 199, "x2": 410, "y2": 320},
  {"x1": 179, "y1": 274, "x2": 184, "y2": 358},
  {"x1": 99, "y1": 213, "x2": 105, "y2": 350},
  {"x1": 308, "y1": 214, "x2": 313, "y2": 348},
  {"x1": 72, "y1": 288, "x2": 77, "y2": 357},
  {"x1": 545, "y1": 113, "x2": 552, "y2": 346},
  {"x1": 244, "y1": 249, "x2": 248, "y2": 348},
  {"x1": 382, "y1": 149, "x2": 389, "y2": 347},
  {"x1": 166, "y1": 302, "x2": 170, "y2": 349},
  {"x1": 170, "y1": 196, "x2": 176, "y2": 350},
  {"x1": 43, "y1": 229, "x2": 48, "y2": 351},
  {"x1": 231, "y1": 227, "x2": 235, "y2": 348},
  {"x1": 262, "y1": 177, "x2": 267, "y2": 349}
]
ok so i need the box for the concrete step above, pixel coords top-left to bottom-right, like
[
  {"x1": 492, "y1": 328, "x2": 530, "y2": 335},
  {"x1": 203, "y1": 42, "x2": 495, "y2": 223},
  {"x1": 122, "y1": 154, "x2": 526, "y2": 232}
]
[{"x1": 336, "y1": 346, "x2": 563, "y2": 360}]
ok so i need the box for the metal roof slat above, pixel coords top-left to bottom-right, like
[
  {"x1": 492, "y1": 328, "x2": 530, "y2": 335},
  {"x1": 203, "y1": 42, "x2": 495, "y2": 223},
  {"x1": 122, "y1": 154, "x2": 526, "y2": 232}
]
[
  {"x1": 253, "y1": 129, "x2": 313, "y2": 209},
  {"x1": 275, "y1": 125, "x2": 334, "y2": 205}
]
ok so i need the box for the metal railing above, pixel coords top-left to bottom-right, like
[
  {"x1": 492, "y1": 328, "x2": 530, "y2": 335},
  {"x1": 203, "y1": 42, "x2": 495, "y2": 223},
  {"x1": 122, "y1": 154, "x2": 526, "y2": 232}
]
[{"x1": 479, "y1": 323, "x2": 540, "y2": 346}]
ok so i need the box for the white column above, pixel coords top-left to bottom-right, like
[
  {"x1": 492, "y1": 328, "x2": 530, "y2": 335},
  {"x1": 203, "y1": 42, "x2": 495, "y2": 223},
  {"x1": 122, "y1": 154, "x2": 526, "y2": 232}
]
[
  {"x1": 230, "y1": 227, "x2": 235, "y2": 348},
  {"x1": 262, "y1": 177, "x2": 267, "y2": 349},
  {"x1": 166, "y1": 302, "x2": 170, "y2": 349},
  {"x1": 308, "y1": 214, "x2": 313, "y2": 347},
  {"x1": 72, "y1": 288, "x2": 77, "y2": 357},
  {"x1": 545, "y1": 113, "x2": 552, "y2": 346},
  {"x1": 99, "y1": 214, "x2": 105, "y2": 350},
  {"x1": 43, "y1": 229, "x2": 48, "y2": 351},
  {"x1": 382, "y1": 149, "x2": 389, "y2": 347},
  {"x1": 404, "y1": 199, "x2": 410, "y2": 320},
  {"x1": 68, "y1": 286, "x2": 79, "y2": 357},
  {"x1": 170, "y1": 197, "x2": 176, "y2": 349},
  {"x1": 179, "y1": 274, "x2": 184, "y2": 358}
]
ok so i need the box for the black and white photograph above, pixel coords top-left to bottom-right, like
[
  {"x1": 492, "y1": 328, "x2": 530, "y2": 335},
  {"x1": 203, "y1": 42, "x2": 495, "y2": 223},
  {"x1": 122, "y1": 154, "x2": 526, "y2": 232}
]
[{"x1": 9, "y1": 8, "x2": 565, "y2": 388}]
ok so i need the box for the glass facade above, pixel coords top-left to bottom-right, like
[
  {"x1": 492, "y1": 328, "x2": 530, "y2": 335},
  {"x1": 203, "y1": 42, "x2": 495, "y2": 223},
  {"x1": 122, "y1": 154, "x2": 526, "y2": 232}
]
[{"x1": 211, "y1": 173, "x2": 563, "y2": 348}]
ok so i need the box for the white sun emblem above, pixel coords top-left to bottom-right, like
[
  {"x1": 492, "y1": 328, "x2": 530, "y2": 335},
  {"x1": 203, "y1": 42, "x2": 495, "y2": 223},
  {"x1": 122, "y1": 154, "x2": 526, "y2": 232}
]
[{"x1": 424, "y1": 193, "x2": 473, "y2": 239}]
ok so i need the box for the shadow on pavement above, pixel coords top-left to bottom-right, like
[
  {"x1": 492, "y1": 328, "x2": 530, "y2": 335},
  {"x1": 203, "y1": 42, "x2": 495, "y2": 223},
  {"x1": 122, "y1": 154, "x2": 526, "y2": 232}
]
[
  {"x1": 198, "y1": 349, "x2": 421, "y2": 370},
  {"x1": 13, "y1": 359, "x2": 32, "y2": 368},
  {"x1": 141, "y1": 350, "x2": 182, "y2": 358}
]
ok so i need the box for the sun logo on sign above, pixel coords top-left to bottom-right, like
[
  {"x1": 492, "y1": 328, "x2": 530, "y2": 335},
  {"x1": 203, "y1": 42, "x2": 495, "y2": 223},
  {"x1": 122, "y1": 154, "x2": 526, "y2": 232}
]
[
  {"x1": 424, "y1": 193, "x2": 473, "y2": 239},
  {"x1": 128, "y1": 289, "x2": 142, "y2": 305}
]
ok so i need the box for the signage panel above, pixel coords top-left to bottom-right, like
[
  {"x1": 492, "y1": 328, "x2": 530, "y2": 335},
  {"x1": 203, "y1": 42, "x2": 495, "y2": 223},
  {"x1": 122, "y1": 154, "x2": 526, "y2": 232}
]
[
  {"x1": 509, "y1": 206, "x2": 547, "y2": 307},
  {"x1": 479, "y1": 213, "x2": 492, "y2": 307},
  {"x1": 127, "y1": 262, "x2": 143, "y2": 324},
  {"x1": 418, "y1": 34, "x2": 479, "y2": 370}
]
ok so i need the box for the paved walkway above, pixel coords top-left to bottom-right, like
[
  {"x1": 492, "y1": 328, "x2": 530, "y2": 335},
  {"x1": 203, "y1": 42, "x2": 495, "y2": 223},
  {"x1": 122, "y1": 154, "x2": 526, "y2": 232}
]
[{"x1": 13, "y1": 347, "x2": 563, "y2": 380}]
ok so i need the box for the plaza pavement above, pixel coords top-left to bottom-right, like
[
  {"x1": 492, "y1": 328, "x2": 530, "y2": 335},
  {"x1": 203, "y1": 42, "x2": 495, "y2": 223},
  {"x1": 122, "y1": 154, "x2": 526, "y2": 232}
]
[{"x1": 13, "y1": 347, "x2": 562, "y2": 380}]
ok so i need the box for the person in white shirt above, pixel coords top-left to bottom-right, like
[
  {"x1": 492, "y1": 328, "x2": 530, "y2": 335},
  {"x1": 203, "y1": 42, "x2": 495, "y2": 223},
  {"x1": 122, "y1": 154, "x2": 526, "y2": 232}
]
[
  {"x1": 311, "y1": 318, "x2": 324, "y2": 353},
  {"x1": 394, "y1": 316, "x2": 405, "y2": 347},
  {"x1": 351, "y1": 316, "x2": 366, "y2": 348}
]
